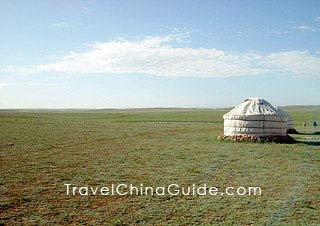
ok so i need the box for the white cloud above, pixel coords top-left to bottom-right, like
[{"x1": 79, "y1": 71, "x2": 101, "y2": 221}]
[
  {"x1": 1, "y1": 65, "x2": 40, "y2": 74},
  {"x1": 1, "y1": 34, "x2": 320, "y2": 78},
  {"x1": 0, "y1": 82, "x2": 14, "y2": 87},
  {"x1": 315, "y1": 17, "x2": 320, "y2": 22},
  {"x1": 52, "y1": 22, "x2": 82, "y2": 28},
  {"x1": 260, "y1": 51, "x2": 320, "y2": 76},
  {"x1": 52, "y1": 22, "x2": 70, "y2": 28},
  {"x1": 30, "y1": 83, "x2": 62, "y2": 86},
  {"x1": 293, "y1": 25, "x2": 310, "y2": 30}
]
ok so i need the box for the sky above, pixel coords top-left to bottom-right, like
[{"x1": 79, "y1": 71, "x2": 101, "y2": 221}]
[{"x1": 0, "y1": 0, "x2": 320, "y2": 109}]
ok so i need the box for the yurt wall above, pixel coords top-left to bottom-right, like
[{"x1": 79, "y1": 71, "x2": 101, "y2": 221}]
[{"x1": 223, "y1": 98, "x2": 289, "y2": 137}]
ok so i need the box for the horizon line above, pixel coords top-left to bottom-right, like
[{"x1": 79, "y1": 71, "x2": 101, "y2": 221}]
[{"x1": 0, "y1": 105, "x2": 319, "y2": 111}]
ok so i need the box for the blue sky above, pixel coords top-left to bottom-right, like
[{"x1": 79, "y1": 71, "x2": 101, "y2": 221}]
[{"x1": 0, "y1": 0, "x2": 320, "y2": 108}]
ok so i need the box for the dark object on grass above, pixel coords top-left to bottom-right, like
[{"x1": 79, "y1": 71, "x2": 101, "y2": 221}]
[
  {"x1": 218, "y1": 134, "x2": 296, "y2": 144},
  {"x1": 287, "y1": 128, "x2": 299, "y2": 134}
]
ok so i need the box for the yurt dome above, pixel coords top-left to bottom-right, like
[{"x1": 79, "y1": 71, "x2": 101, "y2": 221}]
[{"x1": 223, "y1": 98, "x2": 290, "y2": 137}]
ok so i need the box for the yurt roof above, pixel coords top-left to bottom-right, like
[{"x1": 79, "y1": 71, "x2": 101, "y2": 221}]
[
  {"x1": 223, "y1": 97, "x2": 289, "y2": 119},
  {"x1": 276, "y1": 107, "x2": 293, "y2": 120}
]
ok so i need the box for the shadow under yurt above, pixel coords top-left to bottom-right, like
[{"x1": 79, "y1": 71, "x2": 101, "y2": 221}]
[{"x1": 220, "y1": 97, "x2": 296, "y2": 143}]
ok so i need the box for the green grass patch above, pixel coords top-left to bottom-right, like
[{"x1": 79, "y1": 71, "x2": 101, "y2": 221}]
[{"x1": 0, "y1": 107, "x2": 319, "y2": 225}]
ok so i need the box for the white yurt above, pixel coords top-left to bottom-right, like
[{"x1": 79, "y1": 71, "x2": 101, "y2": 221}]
[
  {"x1": 223, "y1": 98, "x2": 291, "y2": 137},
  {"x1": 277, "y1": 108, "x2": 294, "y2": 131},
  {"x1": 287, "y1": 117, "x2": 294, "y2": 130}
]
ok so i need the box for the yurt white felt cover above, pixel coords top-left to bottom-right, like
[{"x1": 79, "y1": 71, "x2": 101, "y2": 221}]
[
  {"x1": 277, "y1": 108, "x2": 294, "y2": 129},
  {"x1": 223, "y1": 98, "x2": 289, "y2": 137}
]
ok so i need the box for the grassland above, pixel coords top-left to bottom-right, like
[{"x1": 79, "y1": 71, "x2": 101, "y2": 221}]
[{"x1": 1, "y1": 107, "x2": 319, "y2": 225}]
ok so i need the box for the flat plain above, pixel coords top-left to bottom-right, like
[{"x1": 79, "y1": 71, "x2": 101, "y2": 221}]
[{"x1": 1, "y1": 107, "x2": 319, "y2": 225}]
